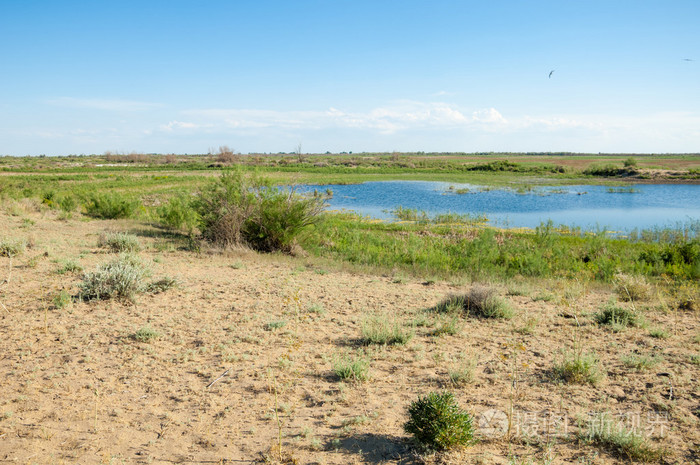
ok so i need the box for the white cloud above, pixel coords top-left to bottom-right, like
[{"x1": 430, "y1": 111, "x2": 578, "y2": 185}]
[
  {"x1": 179, "y1": 101, "x2": 502, "y2": 134},
  {"x1": 160, "y1": 120, "x2": 203, "y2": 131},
  {"x1": 46, "y1": 97, "x2": 161, "y2": 112}
]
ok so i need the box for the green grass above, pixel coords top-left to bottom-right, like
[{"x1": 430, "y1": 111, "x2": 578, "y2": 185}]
[
  {"x1": 553, "y1": 351, "x2": 602, "y2": 385},
  {"x1": 595, "y1": 303, "x2": 645, "y2": 331},
  {"x1": 580, "y1": 414, "x2": 665, "y2": 462},
  {"x1": 621, "y1": 353, "x2": 662, "y2": 371},
  {"x1": 55, "y1": 259, "x2": 83, "y2": 274},
  {"x1": 130, "y1": 326, "x2": 161, "y2": 343},
  {"x1": 360, "y1": 313, "x2": 414, "y2": 345},
  {"x1": 648, "y1": 328, "x2": 669, "y2": 339},
  {"x1": 98, "y1": 231, "x2": 141, "y2": 252},
  {"x1": 433, "y1": 286, "x2": 514, "y2": 319},
  {"x1": 304, "y1": 213, "x2": 700, "y2": 283},
  {"x1": 333, "y1": 354, "x2": 370, "y2": 382},
  {"x1": 265, "y1": 320, "x2": 287, "y2": 331}
]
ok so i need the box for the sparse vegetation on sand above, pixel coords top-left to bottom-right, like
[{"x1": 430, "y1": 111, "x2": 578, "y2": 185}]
[{"x1": 0, "y1": 153, "x2": 698, "y2": 464}]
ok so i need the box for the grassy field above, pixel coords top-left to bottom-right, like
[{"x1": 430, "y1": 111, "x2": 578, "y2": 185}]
[{"x1": 0, "y1": 153, "x2": 699, "y2": 464}]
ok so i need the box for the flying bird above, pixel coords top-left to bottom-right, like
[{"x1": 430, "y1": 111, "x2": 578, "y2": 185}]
[
  {"x1": 682, "y1": 58, "x2": 694, "y2": 61},
  {"x1": 548, "y1": 70, "x2": 555, "y2": 78}
]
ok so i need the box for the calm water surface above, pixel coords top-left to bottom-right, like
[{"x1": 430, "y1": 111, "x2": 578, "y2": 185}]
[{"x1": 302, "y1": 181, "x2": 700, "y2": 232}]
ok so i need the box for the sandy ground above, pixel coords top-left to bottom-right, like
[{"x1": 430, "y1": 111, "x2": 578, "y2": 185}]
[{"x1": 0, "y1": 204, "x2": 698, "y2": 464}]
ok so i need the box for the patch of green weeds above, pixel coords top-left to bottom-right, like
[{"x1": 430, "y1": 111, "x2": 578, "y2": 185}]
[
  {"x1": 433, "y1": 285, "x2": 514, "y2": 319},
  {"x1": 130, "y1": 326, "x2": 161, "y2": 343},
  {"x1": 361, "y1": 313, "x2": 414, "y2": 345},
  {"x1": 595, "y1": 302, "x2": 645, "y2": 331},
  {"x1": 52, "y1": 289, "x2": 71, "y2": 310},
  {"x1": 621, "y1": 353, "x2": 662, "y2": 371},
  {"x1": 553, "y1": 350, "x2": 602, "y2": 385},
  {"x1": 579, "y1": 413, "x2": 665, "y2": 462},
  {"x1": 265, "y1": 320, "x2": 287, "y2": 331},
  {"x1": 98, "y1": 231, "x2": 141, "y2": 253},
  {"x1": 648, "y1": 328, "x2": 669, "y2": 339},
  {"x1": 430, "y1": 314, "x2": 462, "y2": 337},
  {"x1": 333, "y1": 353, "x2": 370, "y2": 382},
  {"x1": 55, "y1": 259, "x2": 83, "y2": 274}
]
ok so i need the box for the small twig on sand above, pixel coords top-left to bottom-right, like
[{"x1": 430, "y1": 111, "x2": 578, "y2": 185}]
[{"x1": 206, "y1": 368, "x2": 231, "y2": 389}]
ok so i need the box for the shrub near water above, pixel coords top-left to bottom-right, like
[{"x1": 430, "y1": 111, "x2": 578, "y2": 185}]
[
  {"x1": 195, "y1": 170, "x2": 326, "y2": 253},
  {"x1": 156, "y1": 193, "x2": 199, "y2": 233}
]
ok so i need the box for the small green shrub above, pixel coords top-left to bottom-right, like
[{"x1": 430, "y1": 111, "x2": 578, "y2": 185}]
[
  {"x1": 130, "y1": 326, "x2": 161, "y2": 342},
  {"x1": 361, "y1": 313, "x2": 413, "y2": 345},
  {"x1": 448, "y1": 356, "x2": 476, "y2": 386},
  {"x1": 307, "y1": 302, "x2": 326, "y2": 315},
  {"x1": 157, "y1": 194, "x2": 199, "y2": 232},
  {"x1": 623, "y1": 157, "x2": 638, "y2": 168},
  {"x1": 648, "y1": 328, "x2": 669, "y2": 339},
  {"x1": 333, "y1": 354, "x2": 370, "y2": 382},
  {"x1": 265, "y1": 320, "x2": 287, "y2": 331},
  {"x1": 431, "y1": 314, "x2": 462, "y2": 337},
  {"x1": 55, "y1": 259, "x2": 83, "y2": 275},
  {"x1": 0, "y1": 238, "x2": 26, "y2": 257},
  {"x1": 78, "y1": 254, "x2": 150, "y2": 302},
  {"x1": 146, "y1": 276, "x2": 178, "y2": 294},
  {"x1": 433, "y1": 286, "x2": 514, "y2": 319},
  {"x1": 98, "y1": 231, "x2": 141, "y2": 252},
  {"x1": 404, "y1": 392, "x2": 475, "y2": 451},
  {"x1": 84, "y1": 193, "x2": 140, "y2": 219},
  {"x1": 553, "y1": 351, "x2": 602, "y2": 385},
  {"x1": 52, "y1": 289, "x2": 71, "y2": 309},
  {"x1": 621, "y1": 353, "x2": 661, "y2": 371},
  {"x1": 57, "y1": 195, "x2": 77, "y2": 212},
  {"x1": 595, "y1": 303, "x2": 645, "y2": 331}
]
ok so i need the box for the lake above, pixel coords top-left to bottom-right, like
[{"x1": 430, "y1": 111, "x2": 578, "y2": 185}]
[{"x1": 301, "y1": 181, "x2": 700, "y2": 232}]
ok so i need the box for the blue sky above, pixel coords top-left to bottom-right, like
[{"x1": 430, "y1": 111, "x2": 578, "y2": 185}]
[{"x1": 1, "y1": 0, "x2": 698, "y2": 155}]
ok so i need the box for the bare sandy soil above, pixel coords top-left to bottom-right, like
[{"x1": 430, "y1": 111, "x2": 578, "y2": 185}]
[{"x1": 1, "y1": 204, "x2": 698, "y2": 464}]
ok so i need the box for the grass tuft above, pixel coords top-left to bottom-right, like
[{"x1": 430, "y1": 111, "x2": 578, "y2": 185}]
[
  {"x1": 130, "y1": 326, "x2": 161, "y2": 343},
  {"x1": 595, "y1": 302, "x2": 645, "y2": 331},
  {"x1": 0, "y1": 238, "x2": 26, "y2": 257},
  {"x1": 553, "y1": 351, "x2": 602, "y2": 385},
  {"x1": 580, "y1": 413, "x2": 665, "y2": 462},
  {"x1": 98, "y1": 231, "x2": 141, "y2": 253},
  {"x1": 615, "y1": 273, "x2": 651, "y2": 302},
  {"x1": 361, "y1": 313, "x2": 414, "y2": 345},
  {"x1": 333, "y1": 354, "x2": 370, "y2": 382},
  {"x1": 433, "y1": 285, "x2": 514, "y2": 319}
]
